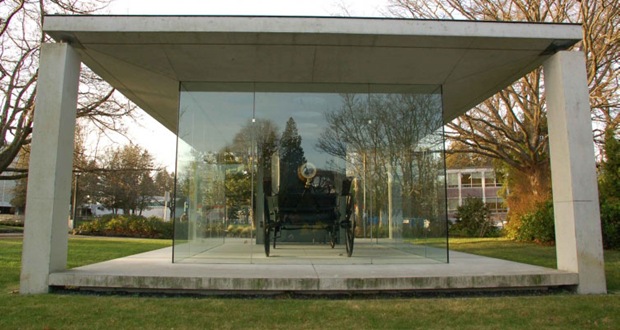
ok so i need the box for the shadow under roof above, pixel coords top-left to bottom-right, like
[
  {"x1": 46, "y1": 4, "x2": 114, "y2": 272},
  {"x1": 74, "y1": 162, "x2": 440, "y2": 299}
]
[{"x1": 43, "y1": 15, "x2": 582, "y2": 133}]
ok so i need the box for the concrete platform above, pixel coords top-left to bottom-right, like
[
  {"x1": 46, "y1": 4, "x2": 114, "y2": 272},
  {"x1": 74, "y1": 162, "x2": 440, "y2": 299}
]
[{"x1": 49, "y1": 239, "x2": 579, "y2": 294}]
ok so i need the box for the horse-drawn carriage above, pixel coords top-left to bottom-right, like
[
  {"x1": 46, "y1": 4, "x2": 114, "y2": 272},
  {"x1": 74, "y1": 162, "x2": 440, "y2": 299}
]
[{"x1": 263, "y1": 162, "x2": 356, "y2": 257}]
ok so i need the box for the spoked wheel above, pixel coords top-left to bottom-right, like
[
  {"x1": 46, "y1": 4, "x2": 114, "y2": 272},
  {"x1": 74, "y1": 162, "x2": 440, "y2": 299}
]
[
  {"x1": 264, "y1": 222, "x2": 271, "y2": 257},
  {"x1": 345, "y1": 220, "x2": 356, "y2": 257}
]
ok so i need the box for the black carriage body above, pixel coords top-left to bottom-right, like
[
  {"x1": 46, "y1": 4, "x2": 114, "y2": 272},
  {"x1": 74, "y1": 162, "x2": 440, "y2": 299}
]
[
  {"x1": 263, "y1": 168, "x2": 355, "y2": 257},
  {"x1": 270, "y1": 192, "x2": 339, "y2": 228}
]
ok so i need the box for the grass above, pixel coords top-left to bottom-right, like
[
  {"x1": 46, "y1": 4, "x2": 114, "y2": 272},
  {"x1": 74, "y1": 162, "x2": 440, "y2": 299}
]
[
  {"x1": 449, "y1": 237, "x2": 620, "y2": 292},
  {"x1": 66, "y1": 236, "x2": 172, "y2": 268},
  {"x1": 449, "y1": 237, "x2": 558, "y2": 268},
  {"x1": 0, "y1": 236, "x2": 619, "y2": 329},
  {"x1": 0, "y1": 236, "x2": 171, "y2": 294}
]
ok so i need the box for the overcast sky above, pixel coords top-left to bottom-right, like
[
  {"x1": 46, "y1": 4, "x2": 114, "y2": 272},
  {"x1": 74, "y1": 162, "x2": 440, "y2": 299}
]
[
  {"x1": 97, "y1": 1, "x2": 392, "y2": 172},
  {"x1": 108, "y1": 0, "x2": 390, "y2": 16}
]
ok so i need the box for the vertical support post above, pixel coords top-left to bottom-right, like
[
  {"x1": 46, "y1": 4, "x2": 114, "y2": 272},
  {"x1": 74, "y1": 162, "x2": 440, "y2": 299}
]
[
  {"x1": 544, "y1": 51, "x2": 606, "y2": 294},
  {"x1": 71, "y1": 172, "x2": 79, "y2": 228},
  {"x1": 256, "y1": 164, "x2": 265, "y2": 244},
  {"x1": 20, "y1": 43, "x2": 81, "y2": 294},
  {"x1": 387, "y1": 165, "x2": 393, "y2": 239}
]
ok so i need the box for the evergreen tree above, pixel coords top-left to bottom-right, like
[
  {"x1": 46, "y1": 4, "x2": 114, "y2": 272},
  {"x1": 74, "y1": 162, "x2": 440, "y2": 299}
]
[
  {"x1": 600, "y1": 130, "x2": 620, "y2": 203},
  {"x1": 279, "y1": 117, "x2": 306, "y2": 193},
  {"x1": 599, "y1": 130, "x2": 620, "y2": 249}
]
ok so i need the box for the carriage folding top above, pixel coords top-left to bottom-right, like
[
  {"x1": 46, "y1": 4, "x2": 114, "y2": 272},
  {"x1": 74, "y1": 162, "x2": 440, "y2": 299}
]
[{"x1": 263, "y1": 162, "x2": 356, "y2": 257}]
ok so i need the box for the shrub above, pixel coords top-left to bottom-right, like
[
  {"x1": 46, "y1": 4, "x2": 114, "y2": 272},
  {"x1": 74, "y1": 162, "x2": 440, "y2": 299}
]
[
  {"x1": 0, "y1": 219, "x2": 24, "y2": 227},
  {"x1": 106, "y1": 218, "x2": 129, "y2": 235},
  {"x1": 600, "y1": 200, "x2": 620, "y2": 249},
  {"x1": 227, "y1": 225, "x2": 245, "y2": 237},
  {"x1": 450, "y1": 197, "x2": 496, "y2": 237},
  {"x1": 174, "y1": 220, "x2": 188, "y2": 239},
  {"x1": 599, "y1": 130, "x2": 620, "y2": 249},
  {"x1": 402, "y1": 219, "x2": 427, "y2": 238},
  {"x1": 240, "y1": 226, "x2": 254, "y2": 238},
  {"x1": 76, "y1": 218, "x2": 105, "y2": 235},
  {"x1": 199, "y1": 223, "x2": 225, "y2": 237},
  {"x1": 74, "y1": 215, "x2": 173, "y2": 239},
  {"x1": 514, "y1": 199, "x2": 555, "y2": 244}
]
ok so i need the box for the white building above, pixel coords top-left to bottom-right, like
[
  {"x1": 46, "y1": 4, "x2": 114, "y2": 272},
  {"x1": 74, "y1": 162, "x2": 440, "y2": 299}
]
[{"x1": 446, "y1": 168, "x2": 507, "y2": 225}]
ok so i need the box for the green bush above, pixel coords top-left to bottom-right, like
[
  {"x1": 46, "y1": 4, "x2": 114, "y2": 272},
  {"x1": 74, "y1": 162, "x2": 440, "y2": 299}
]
[
  {"x1": 402, "y1": 219, "x2": 427, "y2": 238},
  {"x1": 224, "y1": 224, "x2": 256, "y2": 238},
  {"x1": 200, "y1": 223, "x2": 225, "y2": 237},
  {"x1": 240, "y1": 225, "x2": 255, "y2": 237},
  {"x1": 227, "y1": 225, "x2": 242, "y2": 237},
  {"x1": 76, "y1": 218, "x2": 105, "y2": 235},
  {"x1": 514, "y1": 199, "x2": 555, "y2": 244},
  {"x1": 598, "y1": 130, "x2": 620, "y2": 249},
  {"x1": 174, "y1": 220, "x2": 188, "y2": 239},
  {"x1": 601, "y1": 200, "x2": 620, "y2": 249},
  {"x1": 74, "y1": 215, "x2": 173, "y2": 239},
  {"x1": 0, "y1": 220, "x2": 24, "y2": 227},
  {"x1": 450, "y1": 197, "x2": 497, "y2": 237}
]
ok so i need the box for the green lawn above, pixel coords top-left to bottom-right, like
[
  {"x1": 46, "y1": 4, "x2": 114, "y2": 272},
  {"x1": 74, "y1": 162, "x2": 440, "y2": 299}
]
[
  {"x1": 0, "y1": 236, "x2": 619, "y2": 329},
  {"x1": 449, "y1": 237, "x2": 620, "y2": 292},
  {"x1": 449, "y1": 237, "x2": 557, "y2": 268}
]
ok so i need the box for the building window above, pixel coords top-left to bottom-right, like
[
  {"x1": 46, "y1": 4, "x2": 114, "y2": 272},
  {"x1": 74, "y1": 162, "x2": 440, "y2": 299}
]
[
  {"x1": 461, "y1": 172, "x2": 482, "y2": 187},
  {"x1": 484, "y1": 171, "x2": 504, "y2": 187},
  {"x1": 485, "y1": 197, "x2": 507, "y2": 212},
  {"x1": 447, "y1": 173, "x2": 459, "y2": 188},
  {"x1": 447, "y1": 198, "x2": 459, "y2": 211}
]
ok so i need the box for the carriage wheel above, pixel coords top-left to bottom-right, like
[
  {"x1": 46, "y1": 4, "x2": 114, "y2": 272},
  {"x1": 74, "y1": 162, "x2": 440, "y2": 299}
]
[
  {"x1": 264, "y1": 222, "x2": 270, "y2": 257},
  {"x1": 345, "y1": 220, "x2": 355, "y2": 257}
]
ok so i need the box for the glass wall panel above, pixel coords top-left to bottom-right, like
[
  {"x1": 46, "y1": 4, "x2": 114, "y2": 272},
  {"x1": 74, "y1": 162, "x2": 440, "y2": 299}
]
[
  {"x1": 174, "y1": 83, "x2": 448, "y2": 263},
  {"x1": 174, "y1": 86, "x2": 255, "y2": 262}
]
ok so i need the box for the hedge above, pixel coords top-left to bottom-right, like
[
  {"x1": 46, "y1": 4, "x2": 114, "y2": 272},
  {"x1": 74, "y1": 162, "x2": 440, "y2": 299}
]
[{"x1": 73, "y1": 214, "x2": 173, "y2": 239}]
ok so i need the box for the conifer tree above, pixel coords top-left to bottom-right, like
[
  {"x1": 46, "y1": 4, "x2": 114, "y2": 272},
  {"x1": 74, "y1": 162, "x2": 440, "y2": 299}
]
[{"x1": 279, "y1": 117, "x2": 306, "y2": 193}]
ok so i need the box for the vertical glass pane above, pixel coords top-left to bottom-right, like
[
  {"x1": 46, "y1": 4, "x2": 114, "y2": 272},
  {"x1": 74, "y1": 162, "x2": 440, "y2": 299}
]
[
  {"x1": 174, "y1": 85, "x2": 255, "y2": 262},
  {"x1": 256, "y1": 90, "x2": 349, "y2": 247},
  {"x1": 174, "y1": 83, "x2": 448, "y2": 264}
]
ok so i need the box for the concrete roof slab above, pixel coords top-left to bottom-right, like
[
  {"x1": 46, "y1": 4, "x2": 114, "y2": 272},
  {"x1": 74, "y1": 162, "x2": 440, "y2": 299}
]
[{"x1": 44, "y1": 16, "x2": 582, "y2": 132}]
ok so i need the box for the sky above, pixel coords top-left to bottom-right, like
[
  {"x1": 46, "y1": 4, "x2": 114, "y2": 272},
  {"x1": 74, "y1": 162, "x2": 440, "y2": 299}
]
[
  {"x1": 107, "y1": 0, "x2": 391, "y2": 16},
  {"x1": 96, "y1": 0, "x2": 393, "y2": 172}
]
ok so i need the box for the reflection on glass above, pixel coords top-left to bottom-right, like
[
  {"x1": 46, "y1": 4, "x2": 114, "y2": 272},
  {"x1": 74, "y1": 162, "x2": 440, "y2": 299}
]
[{"x1": 174, "y1": 83, "x2": 448, "y2": 263}]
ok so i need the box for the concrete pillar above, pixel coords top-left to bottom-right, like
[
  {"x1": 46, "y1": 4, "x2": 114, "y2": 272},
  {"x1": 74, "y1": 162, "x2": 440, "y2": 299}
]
[
  {"x1": 20, "y1": 43, "x2": 81, "y2": 294},
  {"x1": 543, "y1": 51, "x2": 606, "y2": 294}
]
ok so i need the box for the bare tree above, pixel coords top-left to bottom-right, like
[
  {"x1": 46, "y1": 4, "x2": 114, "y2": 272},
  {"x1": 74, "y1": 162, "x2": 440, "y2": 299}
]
[
  {"x1": 11, "y1": 123, "x2": 96, "y2": 211},
  {"x1": 317, "y1": 93, "x2": 444, "y2": 222},
  {"x1": 0, "y1": 0, "x2": 135, "y2": 180},
  {"x1": 578, "y1": 0, "x2": 620, "y2": 143},
  {"x1": 224, "y1": 118, "x2": 280, "y2": 171},
  {"x1": 388, "y1": 0, "x2": 620, "y2": 220}
]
